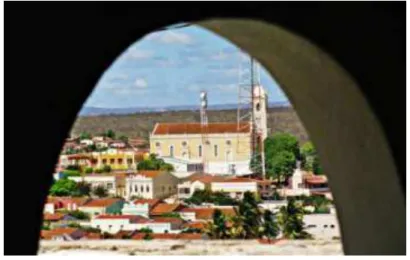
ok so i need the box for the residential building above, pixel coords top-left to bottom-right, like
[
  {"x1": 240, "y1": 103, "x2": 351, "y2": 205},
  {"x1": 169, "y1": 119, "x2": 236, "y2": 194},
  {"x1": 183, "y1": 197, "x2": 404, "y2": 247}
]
[
  {"x1": 78, "y1": 198, "x2": 125, "y2": 218},
  {"x1": 177, "y1": 173, "x2": 226, "y2": 199},
  {"x1": 40, "y1": 228, "x2": 86, "y2": 241},
  {"x1": 43, "y1": 213, "x2": 78, "y2": 228},
  {"x1": 91, "y1": 215, "x2": 178, "y2": 234},
  {"x1": 44, "y1": 197, "x2": 90, "y2": 214},
  {"x1": 68, "y1": 174, "x2": 117, "y2": 195},
  {"x1": 91, "y1": 150, "x2": 136, "y2": 170},
  {"x1": 211, "y1": 177, "x2": 275, "y2": 199},
  {"x1": 149, "y1": 85, "x2": 268, "y2": 176},
  {"x1": 150, "y1": 203, "x2": 185, "y2": 217},
  {"x1": 125, "y1": 171, "x2": 179, "y2": 200},
  {"x1": 179, "y1": 207, "x2": 237, "y2": 222},
  {"x1": 121, "y1": 199, "x2": 161, "y2": 218}
]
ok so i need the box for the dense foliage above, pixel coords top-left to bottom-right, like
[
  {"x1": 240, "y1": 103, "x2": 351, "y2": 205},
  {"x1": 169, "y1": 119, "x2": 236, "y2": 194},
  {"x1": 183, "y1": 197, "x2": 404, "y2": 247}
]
[
  {"x1": 137, "y1": 154, "x2": 174, "y2": 172},
  {"x1": 300, "y1": 141, "x2": 323, "y2": 175}
]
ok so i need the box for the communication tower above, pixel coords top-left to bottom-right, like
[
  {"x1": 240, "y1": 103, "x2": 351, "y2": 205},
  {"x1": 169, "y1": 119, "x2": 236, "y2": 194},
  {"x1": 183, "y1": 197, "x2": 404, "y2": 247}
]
[
  {"x1": 200, "y1": 91, "x2": 209, "y2": 173},
  {"x1": 237, "y1": 53, "x2": 266, "y2": 179}
]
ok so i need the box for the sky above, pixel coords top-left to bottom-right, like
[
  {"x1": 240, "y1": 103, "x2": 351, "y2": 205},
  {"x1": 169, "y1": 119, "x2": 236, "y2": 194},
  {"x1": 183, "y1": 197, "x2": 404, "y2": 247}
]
[{"x1": 83, "y1": 24, "x2": 289, "y2": 109}]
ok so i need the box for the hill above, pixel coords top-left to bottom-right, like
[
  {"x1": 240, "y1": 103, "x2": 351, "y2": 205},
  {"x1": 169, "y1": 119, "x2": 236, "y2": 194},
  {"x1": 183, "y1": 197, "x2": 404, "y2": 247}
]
[{"x1": 70, "y1": 107, "x2": 309, "y2": 144}]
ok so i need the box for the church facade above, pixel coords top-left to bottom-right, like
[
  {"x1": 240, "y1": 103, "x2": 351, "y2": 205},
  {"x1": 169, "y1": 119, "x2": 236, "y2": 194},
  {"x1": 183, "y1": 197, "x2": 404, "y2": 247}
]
[{"x1": 149, "y1": 85, "x2": 268, "y2": 176}]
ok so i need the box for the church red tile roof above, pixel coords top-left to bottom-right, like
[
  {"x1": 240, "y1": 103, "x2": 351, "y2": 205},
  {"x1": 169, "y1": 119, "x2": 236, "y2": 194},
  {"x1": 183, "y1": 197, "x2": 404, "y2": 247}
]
[{"x1": 152, "y1": 122, "x2": 250, "y2": 135}]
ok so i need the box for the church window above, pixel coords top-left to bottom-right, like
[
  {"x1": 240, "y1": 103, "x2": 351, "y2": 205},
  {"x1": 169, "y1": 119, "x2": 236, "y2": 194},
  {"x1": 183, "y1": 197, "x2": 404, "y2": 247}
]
[
  {"x1": 182, "y1": 141, "x2": 187, "y2": 147},
  {"x1": 134, "y1": 185, "x2": 138, "y2": 192},
  {"x1": 214, "y1": 145, "x2": 218, "y2": 157},
  {"x1": 146, "y1": 185, "x2": 150, "y2": 193},
  {"x1": 256, "y1": 102, "x2": 261, "y2": 111},
  {"x1": 155, "y1": 142, "x2": 161, "y2": 147},
  {"x1": 198, "y1": 145, "x2": 202, "y2": 157},
  {"x1": 170, "y1": 145, "x2": 174, "y2": 157},
  {"x1": 226, "y1": 140, "x2": 231, "y2": 145}
]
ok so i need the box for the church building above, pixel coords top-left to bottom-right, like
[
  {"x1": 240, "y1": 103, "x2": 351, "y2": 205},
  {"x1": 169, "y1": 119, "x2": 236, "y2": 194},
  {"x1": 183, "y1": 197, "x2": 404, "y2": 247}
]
[{"x1": 149, "y1": 85, "x2": 268, "y2": 176}]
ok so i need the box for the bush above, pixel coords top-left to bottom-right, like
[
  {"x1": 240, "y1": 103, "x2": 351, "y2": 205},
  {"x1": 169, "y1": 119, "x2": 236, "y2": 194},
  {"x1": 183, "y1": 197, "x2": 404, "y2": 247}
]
[
  {"x1": 62, "y1": 170, "x2": 81, "y2": 177},
  {"x1": 102, "y1": 165, "x2": 111, "y2": 173},
  {"x1": 68, "y1": 210, "x2": 90, "y2": 220},
  {"x1": 66, "y1": 165, "x2": 81, "y2": 171},
  {"x1": 95, "y1": 168, "x2": 103, "y2": 173},
  {"x1": 84, "y1": 167, "x2": 93, "y2": 174},
  {"x1": 185, "y1": 190, "x2": 238, "y2": 206}
]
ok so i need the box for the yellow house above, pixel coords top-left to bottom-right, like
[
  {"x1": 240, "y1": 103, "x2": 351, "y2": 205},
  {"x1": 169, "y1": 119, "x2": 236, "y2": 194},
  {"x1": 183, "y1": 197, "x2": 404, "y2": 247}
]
[
  {"x1": 150, "y1": 122, "x2": 253, "y2": 175},
  {"x1": 91, "y1": 150, "x2": 136, "y2": 171}
]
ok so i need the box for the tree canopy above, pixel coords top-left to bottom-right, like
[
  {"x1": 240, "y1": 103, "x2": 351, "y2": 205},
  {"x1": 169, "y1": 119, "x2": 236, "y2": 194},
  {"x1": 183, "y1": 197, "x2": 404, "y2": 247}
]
[
  {"x1": 300, "y1": 141, "x2": 323, "y2": 175},
  {"x1": 137, "y1": 154, "x2": 174, "y2": 172},
  {"x1": 49, "y1": 178, "x2": 78, "y2": 196}
]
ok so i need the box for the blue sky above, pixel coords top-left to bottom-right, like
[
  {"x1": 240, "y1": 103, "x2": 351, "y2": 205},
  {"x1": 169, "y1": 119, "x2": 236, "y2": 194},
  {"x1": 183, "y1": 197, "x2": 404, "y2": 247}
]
[{"x1": 84, "y1": 24, "x2": 289, "y2": 108}]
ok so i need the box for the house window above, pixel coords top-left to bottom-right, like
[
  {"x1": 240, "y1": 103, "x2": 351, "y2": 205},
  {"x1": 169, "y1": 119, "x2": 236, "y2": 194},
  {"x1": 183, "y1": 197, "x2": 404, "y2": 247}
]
[
  {"x1": 156, "y1": 142, "x2": 161, "y2": 147},
  {"x1": 146, "y1": 185, "x2": 150, "y2": 193},
  {"x1": 141, "y1": 185, "x2": 144, "y2": 192},
  {"x1": 214, "y1": 145, "x2": 218, "y2": 157},
  {"x1": 324, "y1": 225, "x2": 328, "y2": 228},
  {"x1": 330, "y1": 224, "x2": 335, "y2": 229},
  {"x1": 198, "y1": 145, "x2": 202, "y2": 157},
  {"x1": 110, "y1": 158, "x2": 115, "y2": 164},
  {"x1": 226, "y1": 140, "x2": 231, "y2": 145},
  {"x1": 182, "y1": 141, "x2": 187, "y2": 147},
  {"x1": 102, "y1": 159, "x2": 107, "y2": 164},
  {"x1": 109, "y1": 225, "x2": 112, "y2": 229},
  {"x1": 170, "y1": 145, "x2": 174, "y2": 157},
  {"x1": 134, "y1": 185, "x2": 138, "y2": 192},
  {"x1": 307, "y1": 224, "x2": 317, "y2": 228},
  {"x1": 127, "y1": 158, "x2": 133, "y2": 165},
  {"x1": 120, "y1": 225, "x2": 124, "y2": 229},
  {"x1": 107, "y1": 183, "x2": 113, "y2": 189},
  {"x1": 118, "y1": 158, "x2": 123, "y2": 164}
]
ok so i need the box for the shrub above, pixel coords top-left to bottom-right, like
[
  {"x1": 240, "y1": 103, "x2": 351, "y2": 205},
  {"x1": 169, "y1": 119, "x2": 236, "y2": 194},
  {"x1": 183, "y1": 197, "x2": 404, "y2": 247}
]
[{"x1": 84, "y1": 167, "x2": 93, "y2": 174}]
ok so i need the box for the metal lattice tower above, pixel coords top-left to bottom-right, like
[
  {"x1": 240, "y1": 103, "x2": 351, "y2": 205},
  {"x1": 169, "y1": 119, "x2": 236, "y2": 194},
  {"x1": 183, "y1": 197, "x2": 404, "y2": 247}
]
[
  {"x1": 237, "y1": 53, "x2": 266, "y2": 178},
  {"x1": 200, "y1": 91, "x2": 208, "y2": 173}
]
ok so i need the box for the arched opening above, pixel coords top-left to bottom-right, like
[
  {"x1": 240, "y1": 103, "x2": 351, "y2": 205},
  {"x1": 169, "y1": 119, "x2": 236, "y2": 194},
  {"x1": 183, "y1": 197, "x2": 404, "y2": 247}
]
[{"x1": 6, "y1": 6, "x2": 404, "y2": 255}]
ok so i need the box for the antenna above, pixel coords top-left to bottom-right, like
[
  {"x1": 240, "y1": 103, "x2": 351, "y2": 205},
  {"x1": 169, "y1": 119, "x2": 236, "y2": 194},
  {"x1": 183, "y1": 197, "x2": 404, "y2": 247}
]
[
  {"x1": 237, "y1": 53, "x2": 266, "y2": 178},
  {"x1": 200, "y1": 91, "x2": 208, "y2": 173}
]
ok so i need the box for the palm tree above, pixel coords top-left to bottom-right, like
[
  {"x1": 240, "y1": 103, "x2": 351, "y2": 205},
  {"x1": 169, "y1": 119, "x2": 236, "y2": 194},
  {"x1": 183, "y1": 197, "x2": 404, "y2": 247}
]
[
  {"x1": 238, "y1": 192, "x2": 263, "y2": 238},
  {"x1": 262, "y1": 209, "x2": 279, "y2": 242},
  {"x1": 226, "y1": 214, "x2": 246, "y2": 239},
  {"x1": 277, "y1": 198, "x2": 311, "y2": 239}
]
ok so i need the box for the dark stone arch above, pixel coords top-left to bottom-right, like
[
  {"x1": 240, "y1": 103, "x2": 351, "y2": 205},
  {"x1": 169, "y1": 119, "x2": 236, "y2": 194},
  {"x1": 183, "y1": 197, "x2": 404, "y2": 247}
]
[{"x1": 5, "y1": 3, "x2": 404, "y2": 255}]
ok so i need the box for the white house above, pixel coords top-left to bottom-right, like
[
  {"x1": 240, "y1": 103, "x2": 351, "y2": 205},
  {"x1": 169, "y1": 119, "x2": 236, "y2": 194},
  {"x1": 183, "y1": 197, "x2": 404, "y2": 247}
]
[
  {"x1": 177, "y1": 173, "x2": 225, "y2": 199},
  {"x1": 80, "y1": 139, "x2": 94, "y2": 146},
  {"x1": 211, "y1": 177, "x2": 274, "y2": 199},
  {"x1": 91, "y1": 215, "x2": 175, "y2": 234},
  {"x1": 121, "y1": 199, "x2": 161, "y2": 218},
  {"x1": 125, "y1": 171, "x2": 179, "y2": 200},
  {"x1": 68, "y1": 175, "x2": 117, "y2": 195}
]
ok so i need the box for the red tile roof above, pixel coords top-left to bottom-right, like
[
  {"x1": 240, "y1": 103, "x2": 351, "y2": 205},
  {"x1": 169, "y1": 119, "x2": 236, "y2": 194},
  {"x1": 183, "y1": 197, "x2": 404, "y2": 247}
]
[
  {"x1": 43, "y1": 213, "x2": 66, "y2": 221},
  {"x1": 151, "y1": 217, "x2": 184, "y2": 225},
  {"x1": 136, "y1": 170, "x2": 163, "y2": 178},
  {"x1": 40, "y1": 228, "x2": 81, "y2": 240},
  {"x1": 80, "y1": 198, "x2": 122, "y2": 208},
  {"x1": 305, "y1": 175, "x2": 328, "y2": 185},
  {"x1": 153, "y1": 122, "x2": 250, "y2": 135},
  {"x1": 182, "y1": 222, "x2": 206, "y2": 230},
  {"x1": 133, "y1": 199, "x2": 161, "y2": 209},
  {"x1": 150, "y1": 203, "x2": 184, "y2": 216}
]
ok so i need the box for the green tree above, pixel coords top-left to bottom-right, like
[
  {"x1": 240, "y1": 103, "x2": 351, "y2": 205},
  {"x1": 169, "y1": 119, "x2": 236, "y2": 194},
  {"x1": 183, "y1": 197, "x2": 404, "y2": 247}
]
[
  {"x1": 237, "y1": 191, "x2": 263, "y2": 238},
  {"x1": 102, "y1": 165, "x2": 111, "y2": 173},
  {"x1": 84, "y1": 167, "x2": 93, "y2": 174},
  {"x1": 277, "y1": 198, "x2": 311, "y2": 239},
  {"x1": 250, "y1": 133, "x2": 299, "y2": 183},
  {"x1": 262, "y1": 210, "x2": 279, "y2": 241},
  {"x1": 68, "y1": 210, "x2": 90, "y2": 220},
  {"x1": 49, "y1": 178, "x2": 77, "y2": 196},
  {"x1": 106, "y1": 129, "x2": 116, "y2": 139},
  {"x1": 119, "y1": 135, "x2": 128, "y2": 143},
  {"x1": 137, "y1": 154, "x2": 174, "y2": 172},
  {"x1": 71, "y1": 181, "x2": 91, "y2": 197},
  {"x1": 79, "y1": 132, "x2": 91, "y2": 140},
  {"x1": 205, "y1": 209, "x2": 228, "y2": 239},
  {"x1": 300, "y1": 142, "x2": 323, "y2": 175},
  {"x1": 92, "y1": 185, "x2": 108, "y2": 198}
]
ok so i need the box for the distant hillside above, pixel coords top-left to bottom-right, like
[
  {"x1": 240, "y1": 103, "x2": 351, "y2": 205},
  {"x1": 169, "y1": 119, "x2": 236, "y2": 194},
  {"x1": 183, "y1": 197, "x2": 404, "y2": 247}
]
[
  {"x1": 71, "y1": 107, "x2": 310, "y2": 144},
  {"x1": 79, "y1": 101, "x2": 291, "y2": 116}
]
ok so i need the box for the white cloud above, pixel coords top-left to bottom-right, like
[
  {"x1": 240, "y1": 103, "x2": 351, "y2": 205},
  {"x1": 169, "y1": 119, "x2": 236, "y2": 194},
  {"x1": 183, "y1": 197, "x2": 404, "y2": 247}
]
[
  {"x1": 127, "y1": 48, "x2": 154, "y2": 60},
  {"x1": 147, "y1": 31, "x2": 193, "y2": 45},
  {"x1": 134, "y1": 78, "x2": 148, "y2": 88}
]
